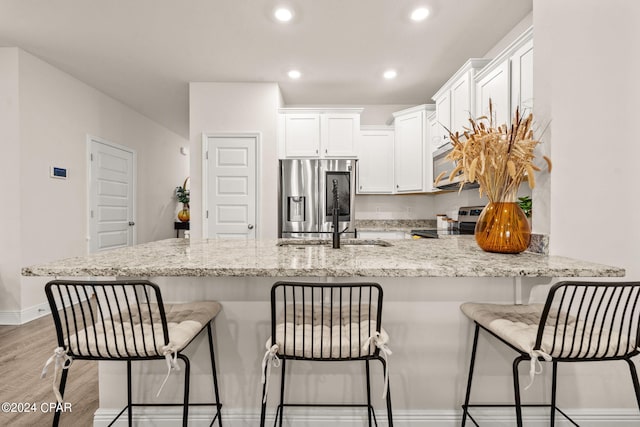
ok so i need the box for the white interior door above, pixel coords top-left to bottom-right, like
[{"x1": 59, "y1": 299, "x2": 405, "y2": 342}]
[
  {"x1": 88, "y1": 137, "x2": 136, "y2": 253},
  {"x1": 205, "y1": 135, "x2": 257, "y2": 239}
]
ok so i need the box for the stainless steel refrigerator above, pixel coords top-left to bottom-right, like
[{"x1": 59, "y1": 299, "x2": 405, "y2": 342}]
[{"x1": 279, "y1": 159, "x2": 357, "y2": 238}]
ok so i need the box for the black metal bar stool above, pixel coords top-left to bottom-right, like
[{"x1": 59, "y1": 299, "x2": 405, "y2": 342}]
[
  {"x1": 460, "y1": 280, "x2": 640, "y2": 426},
  {"x1": 259, "y1": 281, "x2": 393, "y2": 426},
  {"x1": 43, "y1": 279, "x2": 223, "y2": 427}
]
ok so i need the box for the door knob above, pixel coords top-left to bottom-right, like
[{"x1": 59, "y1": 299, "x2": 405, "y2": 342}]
[
  {"x1": 248, "y1": 224, "x2": 254, "y2": 230},
  {"x1": 128, "y1": 221, "x2": 135, "y2": 226}
]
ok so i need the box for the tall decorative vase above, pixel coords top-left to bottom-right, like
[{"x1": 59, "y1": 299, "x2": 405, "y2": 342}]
[
  {"x1": 177, "y1": 203, "x2": 190, "y2": 222},
  {"x1": 475, "y1": 194, "x2": 531, "y2": 254}
]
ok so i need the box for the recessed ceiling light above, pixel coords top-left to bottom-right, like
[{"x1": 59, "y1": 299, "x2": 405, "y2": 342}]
[
  {"x1": 288, "y1": 70, "x2": 301, "y2": 79},
  {"x1": 410, "y1": 7, "x2": 430, "y2": 21},
  {"x1": 383, "y1": 69, "x2": 397, "y2": 80},
  {"x1": 274, "y1": 7, "x2": 293, "y2": 22}
]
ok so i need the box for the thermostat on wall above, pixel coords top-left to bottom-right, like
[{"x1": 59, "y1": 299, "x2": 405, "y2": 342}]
[{"x1": 50, "y1": 166, "x2": 68, "y2": 179}]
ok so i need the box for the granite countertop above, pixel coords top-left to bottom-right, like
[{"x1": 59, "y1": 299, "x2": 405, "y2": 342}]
[{"x1": 22, "y1": 237, "x2": 625, "y2": 278}]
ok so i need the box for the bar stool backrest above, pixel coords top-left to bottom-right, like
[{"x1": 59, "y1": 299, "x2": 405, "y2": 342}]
[
  {"x1": 536, "y1": 281, "x2": 640, "y2": 361},
  {"x1": 269, "y1": 281, "x2": 384, "y2": 361},
  {"x1": 45, "y1": 280, "x2": 170, "y2": 360}
]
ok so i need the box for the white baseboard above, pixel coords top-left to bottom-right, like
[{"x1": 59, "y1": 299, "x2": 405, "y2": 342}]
[
  {"x1": 93, "y1": 407, "x2": 640, "y2": 426},
  {"x1": 0, "y1": 301, "x2": 51, "y2": 325}
]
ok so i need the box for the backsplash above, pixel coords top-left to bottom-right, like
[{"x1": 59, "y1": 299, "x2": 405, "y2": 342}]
[{"x1": 355, "y1": 194, "x2": 435, "y2": 219}]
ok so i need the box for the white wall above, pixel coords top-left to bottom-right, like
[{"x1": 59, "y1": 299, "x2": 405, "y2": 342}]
[
  {"x1": 535, "y1": 0, "x2": 640, "y2": 278},
  {"x1": 0, "y1": 48, "x2": 21, "y2": 315},
  {"x1": 189, "y1": 82, "x2": 282, "y2": 239},
  {"x1": 0, "y1": 48, "x2": 189, "y2": 322}
]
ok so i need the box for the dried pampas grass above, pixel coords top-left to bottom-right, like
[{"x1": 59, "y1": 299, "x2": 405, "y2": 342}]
[{"x1": 434, "y1": 100, "x2": 551, "y2": 202}]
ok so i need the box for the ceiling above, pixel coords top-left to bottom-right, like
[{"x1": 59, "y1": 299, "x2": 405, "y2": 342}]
[{"x1": 0, "y1": 0, "x2": 532, "y2": 138}]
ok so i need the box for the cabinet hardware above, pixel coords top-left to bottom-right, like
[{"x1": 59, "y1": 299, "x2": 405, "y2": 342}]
[
  {"x1": 248, "y1": 224, "x2": 254, "y2": 230},
  {"x1": 128, "y1": 221, "x2": 135, "y2": 226}
]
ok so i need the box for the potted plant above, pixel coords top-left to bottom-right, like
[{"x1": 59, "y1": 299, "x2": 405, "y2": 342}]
[
  {"x1": 518, "y1": 196, "x2": 532, "y2": 218},
  {"x1": 176, "y1": 177, "x2": 190, "y2": 222}
]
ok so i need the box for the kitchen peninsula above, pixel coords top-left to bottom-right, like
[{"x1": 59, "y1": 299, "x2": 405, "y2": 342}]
[{"x1": 23, "y1": 237, "x2": 625, "y2": 425}]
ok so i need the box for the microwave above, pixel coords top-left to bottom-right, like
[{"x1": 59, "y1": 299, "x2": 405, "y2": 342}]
[{"x1": 432, "y1": 143, "x2": 478, "y2": 190}]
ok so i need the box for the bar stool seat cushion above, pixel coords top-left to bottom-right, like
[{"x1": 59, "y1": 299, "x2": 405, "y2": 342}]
[
  {"x1": 461, "y1": 302, "x2": 633, "y2": 359},
  {"x1": 67, "y1": 301, "x2": 221, "y2": 357},
  {"x1": 266, "y1": 303, "x2": 387, "y2": 358}
]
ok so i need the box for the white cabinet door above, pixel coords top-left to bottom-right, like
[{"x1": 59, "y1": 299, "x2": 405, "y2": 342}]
[
  {"x1": 435, "y1": 92, "x2": 451, "y2": 142},
  {"x1": 511, "y1": 38, "x2": 534, "y2": 116},
  {"x1": 283, "y1": 114, "x2": 321, "y2": 157},
  {"x1": 394, "y1": 111, "x2": 423, "y2": 193},
  {"x1": 427, "y1": 112, "x2": 441, "y2": 153},
  {"x1": 476, "y1": 60, "x2": 509, "y2": 127},
  {"x1": 322, "y1": 114, "x2": 358, "y2": 157},
  {"x1": 451, "y1": 73, "x2": 471, "y2": 134},
  {"x1": 357, "y1": 129, "x2": 394, "y2": 193}
]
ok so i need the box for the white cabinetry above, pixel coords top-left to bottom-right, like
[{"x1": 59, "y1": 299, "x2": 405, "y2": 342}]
[
  {"x1": 427, "y1": 111, "x2": 440, "y2": 153},
  {"x1": 475, "y1": 27, "x2": 534, "y2": 125},
  {"x1": 278, "y1": 108, "x2": 362, "y2": 158},
  {"x1": 476, "y1": 61, "x2": 510, "y2": 126},
  {"x1": 392, "y1": 104, "x2": 435, "y2": 193},
  {"x1": 281, "y1": 114, "x2": 321, "y2": 157},
  {"x1": 510, "y1": 29, "x2": 534, "y2": 114},
  {"x1": 432, "y1": 59, "x2": 491, "y2": 139},
  {"x1": 357, "y1": 126, "x2": 394, "y2": 194},
  {"x1": 433, "y1": 92, "x2": 450, "y2": 145}
]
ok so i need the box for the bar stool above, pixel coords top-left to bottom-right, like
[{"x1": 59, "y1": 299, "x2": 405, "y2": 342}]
[
  {"x1": 259, "y1": 281, "x2": 393, "y2": 426},
  {"x1": 460, "y1": 280, "x2": 640, "y2": 426},
  {"x1": 43, "y1": 279, "x2": 223, "y2": 427}
]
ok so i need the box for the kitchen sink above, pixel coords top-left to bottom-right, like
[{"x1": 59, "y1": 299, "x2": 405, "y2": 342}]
[{"x1": 277, "y1": 239, "x2": 393, "y2": 247}]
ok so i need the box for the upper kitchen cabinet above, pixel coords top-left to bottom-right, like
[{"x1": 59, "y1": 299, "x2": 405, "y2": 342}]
[
  {"x1": 278, "y1": 108, "x2": 362, "y2": 158},
  {"x1": 432, "y1": 59, "x2": 491, "y2": 140},
  {"x1": 427, "y1": 110, "x2": 440, "y2": 153},
  {"x1": 357, "y1": 126, "x2": 394, "y2": 194},
  {"x1": 393, "y1": 104, "x2": 435, "y2": 193},
  {"x1": 475, "y1": 27, "x2": 533, "y2": 126},
  {"x1": 510, "y1": 27, "x2": 534, "y2": 115}
]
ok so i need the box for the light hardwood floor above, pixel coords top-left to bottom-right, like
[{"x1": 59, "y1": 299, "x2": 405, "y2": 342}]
[{"x1": 0, "y1": 315, "x2": 98, "y2": 426}]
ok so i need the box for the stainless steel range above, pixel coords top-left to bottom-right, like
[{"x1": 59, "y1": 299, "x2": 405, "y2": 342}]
[
  {"x1": 457, "y1": 205, "x2": 485, "y2": 234},
  {"x1": 410, "y1": 205, "x2": 485, "y2": 238}
]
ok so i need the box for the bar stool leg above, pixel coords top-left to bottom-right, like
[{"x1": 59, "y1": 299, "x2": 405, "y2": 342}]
[
  {"x1": 365, "y1": 360, "x2": 373, "y2": 427},
  {"x1": 551, "y1": 361, "x2": 558, "y2": 427},
  {"x1": 207, "y1": 323, "x2": 223, "y2": 426},
  {"x1": 461, "y1": 323, "x2": 480, "y2": 426},
  {"x1": 178, "y1": 354, "x2": 191, "y2": 427},
  {"x1": 127, "y1": 360, "x2": 133, "y2": 426},
  {"x1": 512, "y1": 356, "x2": 525, "y2": 427},
  {"x1": 52, "y1": 367, "x2": 69, "y2": 427},
  {"x1": 626, "y1": 358, "x2": 640, "y2": 411},
  {"x1": 380, "y1": 357, "x2": 393, "y2": 427},
  {"x1": 259, "y1": 363, "x2": 268, "y2": 427},
  {"x1": 278, "y1": 359, "x2": 287, "y2": 427}
]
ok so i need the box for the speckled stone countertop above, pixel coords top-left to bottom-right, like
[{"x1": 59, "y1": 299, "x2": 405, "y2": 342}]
[{"x1": 22, "y1": 237, "x2": 624, "y2": 278}]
